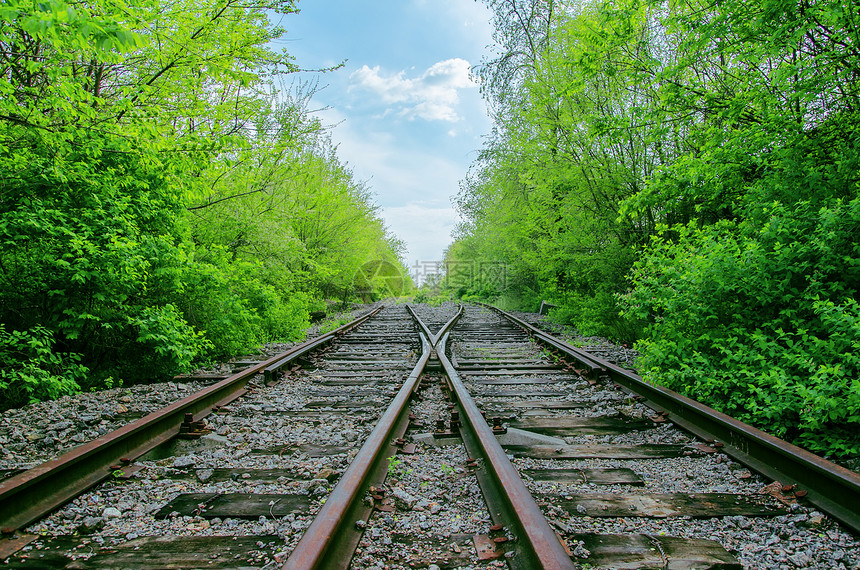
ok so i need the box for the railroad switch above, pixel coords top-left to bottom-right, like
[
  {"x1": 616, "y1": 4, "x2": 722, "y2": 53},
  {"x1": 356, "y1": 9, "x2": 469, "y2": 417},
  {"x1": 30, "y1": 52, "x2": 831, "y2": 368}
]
[
  {"x1": 425, "y1": 353, "x2": 443, "y2": 372},
  {"x1": 178, "y1": 413, "x2": 211, "y2": 439}
]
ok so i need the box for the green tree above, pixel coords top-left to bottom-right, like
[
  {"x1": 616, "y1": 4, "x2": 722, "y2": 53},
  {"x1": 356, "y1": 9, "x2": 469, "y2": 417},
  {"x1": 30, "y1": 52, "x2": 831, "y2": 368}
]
[
  {"x1": 0, "y1": 0, "x2": 408, "y2": 408},
  {"x1": 451, "y1": 0, "x2": 670, "y2": 338},
  {"x1": 452, "y1": 0, "x2": 860, "y2": 457}
]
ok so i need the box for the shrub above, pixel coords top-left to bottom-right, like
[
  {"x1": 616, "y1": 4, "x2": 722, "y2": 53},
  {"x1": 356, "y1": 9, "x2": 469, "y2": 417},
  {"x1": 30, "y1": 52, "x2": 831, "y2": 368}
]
[
  {"x1": 125, "y1": 304, "x2": 212, "y2": 379},
  {"x1": 622, "y1": 199, "x2": 860, "y2": 458},
  {"x1": 0, "y1": 325, "x2": 88, "y2": 409},
  {"x1": 550, "y1": 289, "x2": 642, "y2": 342}
]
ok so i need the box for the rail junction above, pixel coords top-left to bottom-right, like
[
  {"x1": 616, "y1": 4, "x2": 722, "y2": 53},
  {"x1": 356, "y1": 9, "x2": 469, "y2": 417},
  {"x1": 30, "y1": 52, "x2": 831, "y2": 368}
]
[{"x1": 0, "y1": 303, "x2": 858, "y2": 568}]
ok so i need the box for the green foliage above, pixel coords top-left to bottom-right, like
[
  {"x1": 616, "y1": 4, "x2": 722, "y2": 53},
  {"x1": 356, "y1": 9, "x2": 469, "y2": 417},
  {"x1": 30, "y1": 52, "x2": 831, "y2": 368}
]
[
  {"x1": 413, "y1": 289, "x2": 451, "y2": 307},
  {"x1": 612, "y1": 0, "x2": 860, "y2": 458},
  {"x1": 0, "y1": 324, "x2": 87, "y2": 408},
  {"x1": 317, "y1": 315, "x2": 352, "y2": 335},
  {"x1": 0, "y1": 131, "x2": 201, "y2": 385},
  {"x1": 549, "y1": 289, "x2": 640, "y2": 341},
  {"x1": 176, "y1": 251, "x2": 311, "y2": 358},
  {"x1": 128, "y1": 304, "x2": 212, "y2": 377},
  {"x1": 458, "y1": 0, "x2": 860, "y2": 459},
  {"x1": 0, "y1": 0, "x2": 408, "y2": 408},
  {"x1": 387, "y1": 455, "x2": 410, "y2": 478},
  {"x1": 622, "y1": 200, "x2": 860, "y2": 457},
  {"x1": 449, "y1": 0, "x2": 657, "y2": 340}
]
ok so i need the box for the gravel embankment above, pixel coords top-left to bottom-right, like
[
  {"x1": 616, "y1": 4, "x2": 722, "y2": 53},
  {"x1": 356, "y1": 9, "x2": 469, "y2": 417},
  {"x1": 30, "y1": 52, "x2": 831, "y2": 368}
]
[{"x1": 0, "y1": 303, "x2": 380, "y2": 471}]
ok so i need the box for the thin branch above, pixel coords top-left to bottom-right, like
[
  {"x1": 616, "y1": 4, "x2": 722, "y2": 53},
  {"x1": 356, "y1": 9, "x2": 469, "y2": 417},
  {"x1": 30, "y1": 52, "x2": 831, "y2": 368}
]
[{"x1": 186, "y1": 187, "x2": 265, "y2": 210}]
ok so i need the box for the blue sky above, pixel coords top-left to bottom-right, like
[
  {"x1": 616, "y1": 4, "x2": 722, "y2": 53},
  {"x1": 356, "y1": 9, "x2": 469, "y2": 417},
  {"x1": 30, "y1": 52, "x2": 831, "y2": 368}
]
[{"x1": 278, "y1": 0, "x2": 494, "y2": 279}]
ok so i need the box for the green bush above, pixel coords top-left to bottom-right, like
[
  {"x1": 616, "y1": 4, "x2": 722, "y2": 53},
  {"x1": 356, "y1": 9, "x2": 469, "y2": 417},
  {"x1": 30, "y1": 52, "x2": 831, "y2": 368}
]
[
  {"x1": 178, "y1": 256, "x2": 263, "y2": 359},
  {"x1": 0, "y1": 325, "x2": 88, "y2": 408},
  {"x1": 622, "y1": 200, "x2": 860, "y2": 458},
  {"x1": 257, "y1": 290, "x2": 310, "y2": 343},
  {"x1": 0, "y1": 136, "x2": 200, "y2": 389},
  {"x1": 125, "y1": 304, "x2": 212, "y2": 379},
  {"x1": 176, "y1": 249, "x2": 312, "y2": 357},
  {"x1": 549, "y1": 290, "x2": 641, "y2": 342}
]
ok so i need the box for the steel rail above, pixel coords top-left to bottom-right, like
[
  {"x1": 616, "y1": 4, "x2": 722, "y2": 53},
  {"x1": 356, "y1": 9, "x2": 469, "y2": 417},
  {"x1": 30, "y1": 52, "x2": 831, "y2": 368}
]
[
  {"x1": 0, "y1": 306, "x2": 382, "y2": 535},
  {"x1": 263, "y1": 312, "x2": 379, "y2": 382},
  {"x1": 474, "y1": 302, "x2": 606, "y2": 375},
  {"x1": 405, "y1": 304, "x2": 457, "y2": 346},
  {"x1": 410, "y1": 306, "x2": 439, "y2": 343},
  {"x1": 283, "y1": 306, "x2": 463, "y2": 570},
  {"x1": 482, "y1": 303, "x2": 860, "y2": 534},
  {"x1": 436, "y1": 331, "x2": 576, "y2": 570}
]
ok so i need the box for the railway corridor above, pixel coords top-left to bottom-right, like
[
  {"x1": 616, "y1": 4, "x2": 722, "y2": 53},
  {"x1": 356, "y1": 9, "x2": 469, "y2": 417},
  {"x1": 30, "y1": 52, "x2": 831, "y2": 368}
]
[{"x1": 0, "y1": 303, "x2": 857, "y2": 569}]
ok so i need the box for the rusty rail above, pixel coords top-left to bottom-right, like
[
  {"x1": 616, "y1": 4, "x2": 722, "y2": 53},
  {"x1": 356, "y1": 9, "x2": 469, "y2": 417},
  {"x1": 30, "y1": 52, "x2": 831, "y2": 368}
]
[
  {"x1": 405, "y1": 304, "x2": 454, "y2": 346},
  {"x1": 283, "y1": 306, "x2": 462, "y2": 570},
  {"x1": 0, "y1": 306, "x2": 382, "y2": 534},
  {"x1": 281, "y1": 333, "x2": 431, "y2": 570},
  {"x1": 475, "y1": 302, "x2": 605, "y2": 375},
  {"x1": 436, "y1": 331, "x2": 576, "y2": 570},
  {"x1": 482, "y1": 303, "x2": 860, "y2": 534}
]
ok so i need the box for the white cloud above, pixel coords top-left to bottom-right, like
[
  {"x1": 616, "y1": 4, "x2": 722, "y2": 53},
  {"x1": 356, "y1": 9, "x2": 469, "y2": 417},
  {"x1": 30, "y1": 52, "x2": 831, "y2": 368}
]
[
  {"x1": 306, "y1": 104, "x2": 465, "y2": 208},
  {"x1": 349, "y1": 58, "x2": 478, "y2": 122}
]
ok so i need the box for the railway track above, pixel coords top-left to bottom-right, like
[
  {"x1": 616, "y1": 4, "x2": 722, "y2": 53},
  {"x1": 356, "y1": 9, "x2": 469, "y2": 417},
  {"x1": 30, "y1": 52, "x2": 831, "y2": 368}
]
[{"x1": 0, "y1": 302, "x2": 858, "y2": 569}]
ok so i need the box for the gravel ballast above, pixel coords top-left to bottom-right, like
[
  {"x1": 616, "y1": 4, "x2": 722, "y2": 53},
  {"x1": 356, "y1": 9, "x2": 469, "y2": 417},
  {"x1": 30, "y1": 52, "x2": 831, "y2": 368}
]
[{"x1": 2, "y1": 302, "x2": 858, "y2": 569}]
